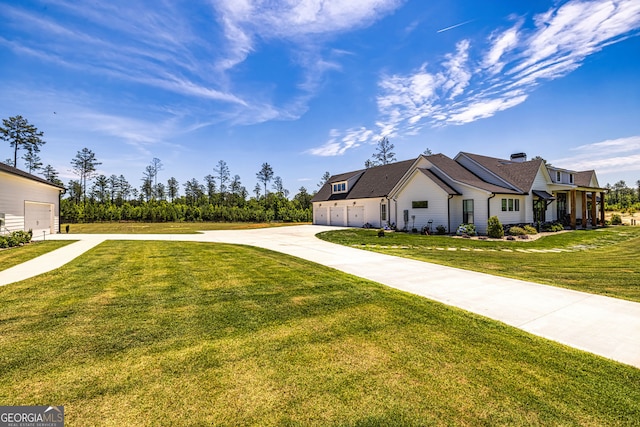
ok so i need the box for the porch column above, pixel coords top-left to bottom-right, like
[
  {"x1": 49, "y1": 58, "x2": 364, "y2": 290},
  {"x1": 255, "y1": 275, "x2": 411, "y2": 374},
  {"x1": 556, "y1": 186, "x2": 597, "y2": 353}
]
[
  {"x1": 581, "y1": 191, "x2": 587, "y2": 228},
  {"x1": 591, "y1": 192, "x2": 597, "y2": 227},
  {"x1": 600, "y1": 191, "x2": 606, "y2": 225},
  {"x1": 570, "y1": 189, "x2": 577, "y2": 230}
]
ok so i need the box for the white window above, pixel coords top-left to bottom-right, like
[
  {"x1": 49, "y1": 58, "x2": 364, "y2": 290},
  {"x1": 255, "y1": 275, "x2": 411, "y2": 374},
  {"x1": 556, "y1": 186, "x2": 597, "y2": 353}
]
[{"x1": 332, "y1": 182, "x2": 347, "y2": 193}]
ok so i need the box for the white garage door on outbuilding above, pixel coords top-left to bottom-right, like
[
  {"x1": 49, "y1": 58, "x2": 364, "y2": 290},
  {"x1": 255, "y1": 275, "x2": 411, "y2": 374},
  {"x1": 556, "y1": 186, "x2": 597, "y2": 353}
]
[
  {"x1": 25, "y1": 201, "x2": 54, "y2": 235},
  {"x1": 330, "y1": 206, "x2": 345, "y2": 226},
  {"x1": 314, "y1": 206, "x2": 328, "y2": 225},
  {"x1": 347, "y1": 205, "x2": 364, "y2": 227}
]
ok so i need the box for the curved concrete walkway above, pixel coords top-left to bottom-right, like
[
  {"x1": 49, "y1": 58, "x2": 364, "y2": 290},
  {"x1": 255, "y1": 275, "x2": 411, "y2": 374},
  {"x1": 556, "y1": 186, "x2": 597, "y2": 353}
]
[{"x1": 2, "y1": 225, "x2": 639, "y2": 369}]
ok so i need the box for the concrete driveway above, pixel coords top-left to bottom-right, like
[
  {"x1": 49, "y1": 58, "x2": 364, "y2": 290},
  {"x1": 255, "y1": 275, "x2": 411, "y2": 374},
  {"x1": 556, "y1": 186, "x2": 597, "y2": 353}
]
[{"x1": 2, "y1": 225, "x2": 639, "y2": 369}]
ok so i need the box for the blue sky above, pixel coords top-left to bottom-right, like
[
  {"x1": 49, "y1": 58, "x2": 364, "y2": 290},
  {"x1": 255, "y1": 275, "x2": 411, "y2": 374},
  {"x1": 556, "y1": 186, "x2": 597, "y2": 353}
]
[{"x1": 1, "y1": 0, "x2": 639, "y2": 195}]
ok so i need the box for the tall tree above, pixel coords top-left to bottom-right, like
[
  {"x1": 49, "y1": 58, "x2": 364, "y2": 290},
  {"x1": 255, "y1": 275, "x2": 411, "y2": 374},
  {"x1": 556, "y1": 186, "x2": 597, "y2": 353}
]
[
  {"x1": 293, "y1": 186, "x2": 312, "y2": 210},
  {"x1": 23, "y1": 149, "x2": 43, "y2": 173},
  {"x1": 204, "y1": 174, "x2": 217, "y2": 202},
  {"x1": 42, "y1": 164, "x2": 63, "y2": 186},
  {"x1": 167, "y1": 177, "x2": 180, "y2": 202},
  {"x1": 150, "y1": 158, "x2": 163, "y2": 187},
  {"x1": 371, "y1": 136, "x2": 396, "y2": 165},
  {"x1": 213, "y1": 160, "x2": 231, "y2": 194},
  {"x1": 423, "y1": 148, "x2": 433, "y2": 156},
  {"x1": 71, "y1": 148, "x2": 101, "y2": 203},
  {"x1": 141, "y1": 165, "x2": 155, "y2": 201},
  {"x1": 318, "y1": 171, "x2": 331, "y2": 188},
  {"x1": 256, "y1": 162, "x2": 274, "y2": 197},
  {"x1": 253, "y1": 183, "x2": 261, "y2": 199},
  {"x1": 118, "y1": 175, "x2": 132, "y2": 203},
  {"x1": 272, "y1": 176, "x2": 288, "y2": 197},
  {"x1": 92, "y1": 174, "x2": 109, "y2": 203},
  {"x1": 0, "y1": 115, "x2": 46, "y2": 168},
  {"x1": 66, "y1": 180, "x2": 83, "y2": 204}
]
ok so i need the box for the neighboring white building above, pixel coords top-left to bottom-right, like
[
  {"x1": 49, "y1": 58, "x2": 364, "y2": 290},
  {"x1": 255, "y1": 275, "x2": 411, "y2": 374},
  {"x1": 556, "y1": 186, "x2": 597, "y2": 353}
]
[
  {"x1": 312, "y1": 152, "x2": 606, "y2": 234},
  {"x1": 0, "y1": 163, "x2": 65, "y2": 236}
]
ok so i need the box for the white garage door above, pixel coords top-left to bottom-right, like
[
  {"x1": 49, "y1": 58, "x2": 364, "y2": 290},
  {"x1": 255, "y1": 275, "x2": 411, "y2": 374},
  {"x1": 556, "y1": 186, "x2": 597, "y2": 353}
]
[
  {"x1": 330, "y1": 206, "x2": 345, "y2": 226},
  {"x1": 25, "y1": 202, "x2": 53, "y2": 235},
  {"x1": 347, "y1": 206, "x2": 365, "y2": 227},
  {"x1": 314, "y1": 207, "x2": 328, "y2": 225}
]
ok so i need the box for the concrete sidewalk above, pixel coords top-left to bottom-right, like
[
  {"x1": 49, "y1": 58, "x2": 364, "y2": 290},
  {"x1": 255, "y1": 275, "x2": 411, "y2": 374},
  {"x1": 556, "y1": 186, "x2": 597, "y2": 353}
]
[{"x1": 3, "y1": 225, "x2": 639, "y2": 369}]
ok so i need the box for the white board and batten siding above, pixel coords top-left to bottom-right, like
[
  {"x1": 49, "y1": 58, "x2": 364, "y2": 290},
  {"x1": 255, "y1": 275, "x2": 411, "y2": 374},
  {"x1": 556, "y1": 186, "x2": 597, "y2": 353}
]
[
  {"x1": 395, "y1": 172, "x2": 451, "y2": 232},
  {"x1": 0, "y1": 171, "x2": 61, "y2": 235}
]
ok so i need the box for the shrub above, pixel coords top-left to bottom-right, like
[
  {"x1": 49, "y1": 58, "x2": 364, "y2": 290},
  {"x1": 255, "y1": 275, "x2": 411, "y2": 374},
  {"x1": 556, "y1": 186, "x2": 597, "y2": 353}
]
[
  {"x1": 435, "y1": 225, "x2": 447, "y2": 235},
  {"x1": 541, "y1": 222, "x2": 564, "y2": 232},
  {"x1": 611, "y1": 214, "x2": 622, "y2": 225},
  {"x1": 377, "y1": 229, "x2": 385, "y2": 238},
  {"x1": 0, "y1": 236, "x2": 7, "y2": 248},
  {"x1": 487, "y1": 216, "x2": 504, "y2": 239},
  {"x1": 456, "y1": 224, "x2": 476, "y2": 236},
  {"x1": 508, "y1": 226, "x2": 526, "y2": 236},
  {"x1": 523, "y1": 225, "x2": 538, "y2": 235}
]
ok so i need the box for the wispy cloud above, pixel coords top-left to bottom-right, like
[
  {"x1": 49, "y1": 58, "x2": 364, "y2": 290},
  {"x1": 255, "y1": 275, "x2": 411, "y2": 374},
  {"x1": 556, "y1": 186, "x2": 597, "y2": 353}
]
[
  {"x1": 306, "y1": 127, "x2": 376, "y2": 156},
  {"x1": 3, "y1": 1, "x2": 403, "y2": 126},
  {"x1": 313, "y1": 0, "x2": 640, "y2": 156},
  {"x1": 552, "y1": 135, "x2": 640, "y2": 176}
]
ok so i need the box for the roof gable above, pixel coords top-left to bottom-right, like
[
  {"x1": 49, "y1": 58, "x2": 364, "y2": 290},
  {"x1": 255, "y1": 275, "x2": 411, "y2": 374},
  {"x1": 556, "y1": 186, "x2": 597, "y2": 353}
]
[
  {"x1": 456, "y1": 152, "x2": 544, "y2": 192},
  {"x1": 311, "y1": 158, "x2": 416, "y2": 202},
  {"x1": 0, "y1": 163, "x2": 64, "y2": 190},
  {"x1": 428, "y1": 153, "x2": 521, "y2": 194}
]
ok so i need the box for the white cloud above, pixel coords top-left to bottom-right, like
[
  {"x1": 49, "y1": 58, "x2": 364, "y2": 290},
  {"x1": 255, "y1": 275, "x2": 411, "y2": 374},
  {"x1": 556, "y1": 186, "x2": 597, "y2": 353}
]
[
  {"x1": 323, "y1": 0, "x2": 640, "y2": 156},
  {"x1": 307, "y1": 127, "x2": 377, "y2": 156},
  {"x1": 552, "y1": 135, "x2": 640, "y2": 175}
]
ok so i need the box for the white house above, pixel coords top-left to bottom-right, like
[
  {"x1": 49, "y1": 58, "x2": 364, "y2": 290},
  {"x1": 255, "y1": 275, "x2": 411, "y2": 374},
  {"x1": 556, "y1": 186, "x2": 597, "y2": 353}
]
[
  {"x1": 0, "y1": 163, "x2": 65, "y2": 236},
  {"x1": 311, "y1": 152, "x2": 606, "y2": 234}
]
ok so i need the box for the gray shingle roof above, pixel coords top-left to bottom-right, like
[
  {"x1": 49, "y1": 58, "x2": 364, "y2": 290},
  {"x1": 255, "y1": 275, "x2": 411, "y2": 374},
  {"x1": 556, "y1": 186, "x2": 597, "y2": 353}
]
[
  {"x1": 0, "y1": 162, "x2": 65, "y2": 190},
  {"x1": 457, "y1": 152, "x2": 544, "y2": 193},
  {"x1": 311, "y1": 158, "x2": 416, "y2": 202},
  {"x1": 428, "y1": 153, "x2": 521, "y2": 194}
]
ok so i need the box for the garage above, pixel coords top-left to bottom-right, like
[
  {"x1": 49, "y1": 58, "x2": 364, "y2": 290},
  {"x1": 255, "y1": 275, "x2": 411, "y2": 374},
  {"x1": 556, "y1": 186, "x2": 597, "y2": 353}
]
[
  {"x1": 24, "y1": 202, "x2": 54, "y2": 236},
  {"x1": 313, "y1": 206, "x2": 328, "y2": 225},
  {"x1": 330, "y1": 206, "x2": 345, "y2": 226},
  {"x1": 347, "y1": 205, "x2": 364, "y2": 227}
]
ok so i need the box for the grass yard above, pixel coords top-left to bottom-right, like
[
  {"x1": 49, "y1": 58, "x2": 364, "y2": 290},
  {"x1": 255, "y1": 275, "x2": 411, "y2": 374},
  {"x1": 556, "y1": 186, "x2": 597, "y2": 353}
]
[
  {"x1": 319, "y1": 227, "x2": 640, "y2": 303},
  {"x1": 61, "y1": 221, "x2": 310, "y2": 234},
  {"x1": 0, "y1": 240, "x2": 74, "y2": 272},
  {"x1": 1, "y1": 241, "x2": 639, "y2": 426}
]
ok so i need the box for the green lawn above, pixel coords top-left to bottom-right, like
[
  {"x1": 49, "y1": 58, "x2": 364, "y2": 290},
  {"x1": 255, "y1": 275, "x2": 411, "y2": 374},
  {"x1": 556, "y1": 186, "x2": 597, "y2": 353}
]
[
  {"x1": 61, "y1": 221, "x2": 309, "y2": 234},
  {"x1": 1, "y1": 241, "x2": 638, "y2": 426},
  {"x1": 318, "y1": 227, "x2": 640, "y2": 303},
  {"x1": 0, "y1": 241, "x2": 74, "y2": 272}
]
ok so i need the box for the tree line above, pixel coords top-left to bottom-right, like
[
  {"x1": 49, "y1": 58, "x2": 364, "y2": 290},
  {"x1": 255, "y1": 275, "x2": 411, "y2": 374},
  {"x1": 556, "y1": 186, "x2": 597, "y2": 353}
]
[{"x1": 1, "y1": 115, "x2": 314, "y2": 224}]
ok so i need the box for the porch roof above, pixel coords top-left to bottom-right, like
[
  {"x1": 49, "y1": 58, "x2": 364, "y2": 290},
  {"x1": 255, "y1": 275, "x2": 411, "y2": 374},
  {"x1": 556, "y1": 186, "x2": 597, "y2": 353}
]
[{"x1": 532, "y1": 190, "x2": 555, "y2": 200}]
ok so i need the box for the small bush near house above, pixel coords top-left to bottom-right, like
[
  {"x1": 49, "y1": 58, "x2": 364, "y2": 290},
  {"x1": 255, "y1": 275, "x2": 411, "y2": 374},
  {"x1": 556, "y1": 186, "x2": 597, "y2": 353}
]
[
  {"x1": 435, "y1": 225, "x2": 447, "y2": 235},
  {"x1": 456, "y1": 224, "x2": 477, "y2": 236},
  {"x1": 541, "y1": 222, "x2": 564, "y2": 232},
  {"x1": 0, "y1": 230, "x2": 33, "y2": 249},
  {"x1": 508, "y1": 226, "x2": 526, "y2": 236},
  {"x1": 611, "y1": 214, "x2": 623, "y2": 225},
  {"x1": 523, "y1": 225, "x2": 538, "y2": 235},
  {"x1": 487, "y1": 216, "x2": 504, "y2": 239}
]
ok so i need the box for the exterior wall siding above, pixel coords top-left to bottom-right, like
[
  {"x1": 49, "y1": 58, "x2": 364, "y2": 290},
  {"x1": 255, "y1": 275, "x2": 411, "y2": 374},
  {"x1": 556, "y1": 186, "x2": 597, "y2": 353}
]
[
  {"x1": 493, "y1": 196, "x2": 527, "y2": 225},
  {"x1": 394, "y1": 172, "x2": 451, "y2": 232},
  {"x1": 0, "y1": 171, "x2": 61, "y2": 234}
]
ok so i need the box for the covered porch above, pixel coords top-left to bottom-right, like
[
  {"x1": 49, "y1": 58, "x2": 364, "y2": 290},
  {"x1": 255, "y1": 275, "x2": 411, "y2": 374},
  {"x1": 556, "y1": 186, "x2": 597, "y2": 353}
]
[{"x1": 545, "y1": 187, "x2": 606, "y2": 229}]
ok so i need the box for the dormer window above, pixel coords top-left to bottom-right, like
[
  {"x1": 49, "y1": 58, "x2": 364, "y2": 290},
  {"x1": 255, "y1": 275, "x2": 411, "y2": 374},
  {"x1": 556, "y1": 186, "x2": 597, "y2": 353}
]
[
  {"x1": 556, "y1": 171, "x2": 561, "y2": 182},
  {"x1": 332, "y1": 182, "x2": 347, "y2": 193},
  {"x1": 569, "y1": 174, "x2": 574, "y2": 184}
]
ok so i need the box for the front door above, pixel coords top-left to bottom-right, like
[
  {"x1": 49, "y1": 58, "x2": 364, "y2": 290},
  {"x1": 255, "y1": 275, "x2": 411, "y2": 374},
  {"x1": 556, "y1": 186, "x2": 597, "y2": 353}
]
[
  {"x1": 556, "y1": 193, "x2": 567, "y2": 224},
  {"x1": 533, "y1": 199, "x2": 546, "y2": 223}
]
